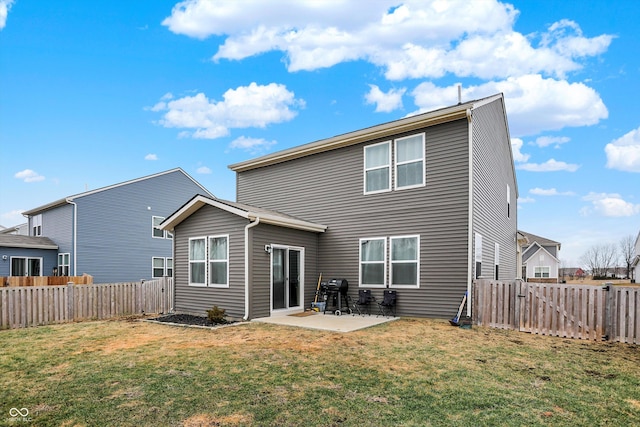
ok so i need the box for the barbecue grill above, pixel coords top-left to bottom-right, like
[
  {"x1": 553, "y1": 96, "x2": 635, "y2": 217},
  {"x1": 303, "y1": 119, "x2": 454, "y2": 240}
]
[{"x1": 322, "y1": 278, "x2": 350, "y2": 315}]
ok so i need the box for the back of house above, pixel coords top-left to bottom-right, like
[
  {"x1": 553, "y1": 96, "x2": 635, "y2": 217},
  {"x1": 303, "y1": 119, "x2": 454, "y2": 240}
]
[{"x1": 226, "y1": 93, "x2": 518, "y2": 318}]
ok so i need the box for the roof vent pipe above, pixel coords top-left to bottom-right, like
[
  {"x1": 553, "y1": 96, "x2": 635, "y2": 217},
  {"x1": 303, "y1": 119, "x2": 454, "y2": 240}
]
[{"x1": 458, "y1": 84, "x2": 462, "y2": 105}]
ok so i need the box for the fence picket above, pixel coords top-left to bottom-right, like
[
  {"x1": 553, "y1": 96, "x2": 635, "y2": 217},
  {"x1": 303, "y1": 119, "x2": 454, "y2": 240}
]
[
  {"x1": 0, "y1": 279, "x2": 173, "y2": 330},
  {"x1": 473, "y1": 280, "x2": 638, "y2": 344}
]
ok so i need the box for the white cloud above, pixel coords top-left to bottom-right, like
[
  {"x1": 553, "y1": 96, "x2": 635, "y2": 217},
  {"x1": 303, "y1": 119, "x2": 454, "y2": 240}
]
[
  {"x1": 365, "y1": 85, "x2": 405, "y2": 113},
  {"x1": 196, "y1": 166, "x2": 212, "y2": 174},
  {"x1": 0, "y1": 0, "x2": 14, "y2": 30},
  {"x1": 517, "y1": 159, "x2": 579, "y2": 172},
  {"x1": 605, "y1": 126, "x2": 640, "y2": 172},
  {"x1": 1, "y1": 209, "x2": 25, "y2": 226},
  {"x1": 534, "y1": 136, "x2": 571, "y2": 148},
  {"x1": 162, "y1": 1, "x2": 612, "y2": 81},
  {"x1": 529, "y1": 187, "x2": 575, "y2": 196},
  {"x1": 229, "y1": 136, "x2": 277, "y2": 155},
  {"x1": 152, "y1": 83, "x2": 304, "y2": 139},
  {"x1": 582, "y1": 192, "x2": 640, "y2": 217},
  {"x1": 518, "y1": 196, "x2": 535, "y2": 203},
  {"x1": 15, "y1": 169, "x2": 45, "y2": 183},
  {"x1": 510, "y1": 138, "x2": 529, "y2": 162},
  {"x1": 145, "y1": 154, "x2": 158, "y2": 160},
  {"x1": 411, "y1": 75, "x2": 608, "y2": 137}
]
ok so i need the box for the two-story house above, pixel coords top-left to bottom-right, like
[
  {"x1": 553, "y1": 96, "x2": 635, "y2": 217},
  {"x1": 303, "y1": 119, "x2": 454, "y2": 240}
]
[
  {"x1": 519, "y1": 230, "x2": 561, "y2": 283},
  {"x1": 161, "y1": 93, "x2": 518, "y2": 320},
  {"x1": 21, "y1": 168, "x2": 213, "y2": 283}
]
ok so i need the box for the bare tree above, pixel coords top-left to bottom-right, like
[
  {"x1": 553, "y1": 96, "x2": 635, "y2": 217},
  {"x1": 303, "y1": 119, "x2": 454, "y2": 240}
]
[
  {"x1": 620, "y1": 235, "x2": 635, "y2": 279},
  {"x1": 580, "y1": 243, "x2": 618, "y2": 278}
]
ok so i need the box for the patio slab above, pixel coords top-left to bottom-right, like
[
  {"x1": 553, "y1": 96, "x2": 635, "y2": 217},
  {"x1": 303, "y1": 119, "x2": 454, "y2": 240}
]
[{"x1": 252, "y1": 311, "x2": 398, "y2": 332}]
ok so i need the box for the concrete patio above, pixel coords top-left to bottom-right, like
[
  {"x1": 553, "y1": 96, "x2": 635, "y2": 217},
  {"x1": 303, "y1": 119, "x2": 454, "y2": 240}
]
[{"x1": 252, "y1": 311, "x2": 398, "y2": 332}]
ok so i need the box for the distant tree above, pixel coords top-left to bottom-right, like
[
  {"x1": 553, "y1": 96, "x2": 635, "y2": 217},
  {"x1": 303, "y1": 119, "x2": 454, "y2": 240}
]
[
  {"x1": 580, "y1": 243, "x2": 618, "y2": 279},
  {"x1": 619, "y1": 235, "x2": 635, "y2": 279}
]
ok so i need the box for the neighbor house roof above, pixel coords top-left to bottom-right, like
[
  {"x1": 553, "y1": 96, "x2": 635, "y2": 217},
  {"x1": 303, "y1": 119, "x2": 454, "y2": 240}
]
[
  {"x1": 522, "y1": 242, "x2": 559, "y2": 264},
  {"x1": 518, "y1": 230, "x2": 561, "y2": 250},
  {"x1": 228, "y1": 93, "x2": 516, "y2": 197},
  {"x1": 0, "y1": 234, "x2": 58, "y2": 250},
  {"x1": 22, "y1": 168, "x2": 214, "y2": 216},
  {"x1": 160, "y1": 195, "x2": 327, "y2": 233}
]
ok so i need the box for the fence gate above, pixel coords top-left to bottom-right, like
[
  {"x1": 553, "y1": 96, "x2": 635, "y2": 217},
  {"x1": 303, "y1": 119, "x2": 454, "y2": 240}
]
[{"x1": 473, "y1": 280, "x2": 639, "y2": 344}]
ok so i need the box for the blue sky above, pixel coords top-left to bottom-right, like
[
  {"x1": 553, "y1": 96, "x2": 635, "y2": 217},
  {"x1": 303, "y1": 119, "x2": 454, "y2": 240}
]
[{"x1": 1, "y1": 0, "x2": 638, "y2": 266}]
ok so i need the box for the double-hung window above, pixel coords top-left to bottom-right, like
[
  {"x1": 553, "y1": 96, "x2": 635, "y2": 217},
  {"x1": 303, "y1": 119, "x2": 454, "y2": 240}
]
[
  {"x1": 534, "y1": 266, "x2": 550, "y2": 278},
  {"x1": 152, "y1": 257, "x2": 173, "y2": 278},
  {"x1": 188, "y1": 235, "x2": 229, "y2": 287},
  {"x1": 58, "y1": 253, "x2": 70, "y2": 276},
  {"x1": 395, "y1": 134, "x2": 425, "y2": 189},
  {"x1": 189, "y1": 237, "x2": 206, "y2": 285},
  {"x1": 390, "y1": 236, "x2": 419, "y2": 287},
  {"x1": 152, "y1": 216, "x2": 172, "y2": 239},
  {"x1": 360, "y1": 238, "x2": 386, "y2": 287},
  {"x1": 32, "y1": 214, "x2": 42, "y2": 236},
  {"x1": 364, "y1": 141, "x2": 391, "y2": 194},
  {"x1": 209, "y1": 235, "x2": 229, "y2": 286},
  {"x1": 360, "y1": 236, "x2": 420, "y2": 288}
]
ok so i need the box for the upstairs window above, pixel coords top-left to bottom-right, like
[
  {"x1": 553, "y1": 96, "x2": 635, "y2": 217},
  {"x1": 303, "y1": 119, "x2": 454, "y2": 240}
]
[
  {"x1": 395, "y1": 134, "x2": 425, "y2": 189},
  {"x1": 152, "y1": 216, "x2": 172, "y2": 239},
  {"x1": 364, "y1": 141, "x2": 391, "y2": 194},
  {"x1": 32, "y1": 214, "x2": 42, "y2": 236}
]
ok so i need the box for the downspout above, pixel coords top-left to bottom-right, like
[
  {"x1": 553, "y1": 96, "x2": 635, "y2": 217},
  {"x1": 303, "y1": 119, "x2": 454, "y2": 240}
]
[
  {"x1": 466, "y1": 108, "x2": 474, "y2": 318},
  {"x1": 68, "y1": 199, "x2": 78, "y2": 276},
  {"x1": 243, "y1": 217, "x2": 260, "y2": 320}
]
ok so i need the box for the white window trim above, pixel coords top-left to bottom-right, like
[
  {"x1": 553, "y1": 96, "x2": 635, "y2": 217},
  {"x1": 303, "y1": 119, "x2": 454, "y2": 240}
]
[
  {"x1": 152, "y1": 216, "x2": 172, "y2": 239},
  {"x1": 152, "y1": 257, "x2": 173, "y2": 278},
  {"x1": 58, "y1": 253, "x2": 70, "y2": 276},
  {"x1": 32, "y1": 214, "x2": 42, "y2": 237},
  {"x1": 494, "y1": 243, "x2": 500, "y2": 280},
  {"x1": 394, "y1": 133, "x2": 425, "y2": 191},
  {"x1": 208, "y1": 234, "x2": 230, "y2": 288},
  {"x1": 507, "y1": 184, "x2": 511, "y2": 219},
  {"x1": 363, "y1": 141, "x2": 392, "y2": 195},
  {"x1": 534, "y1": 266, "x2": 550, "y2": 278},
  {"x1": 359, "y1": 237, "x2": 387, "y2": 288},
  {"x1": 390, "y1": 235, "x2": 420, "y2": 289},
  {"x1": 475, "y1": 233, "x2": 483, "y2": 279},
  {"x1": 188, "y1": 236, "x2": 207, "y2": 287},
  {"x1": 10, "y1": 256, "x2": 43, "y2": 276}
]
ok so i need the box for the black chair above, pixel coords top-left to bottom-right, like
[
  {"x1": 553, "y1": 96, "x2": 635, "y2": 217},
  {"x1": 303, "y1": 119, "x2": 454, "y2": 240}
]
[
  {"x1": 377, "y1": 289, "x2": 397, "y2": 317},
  {"x1": 352, "y1": 289, "x2": 375, "y2": 316}
]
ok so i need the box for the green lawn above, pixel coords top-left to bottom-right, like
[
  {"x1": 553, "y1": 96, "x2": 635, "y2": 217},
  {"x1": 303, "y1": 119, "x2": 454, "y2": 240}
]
[{"x1": 1, "y1": 317, "x2": 638, "y2": 426}]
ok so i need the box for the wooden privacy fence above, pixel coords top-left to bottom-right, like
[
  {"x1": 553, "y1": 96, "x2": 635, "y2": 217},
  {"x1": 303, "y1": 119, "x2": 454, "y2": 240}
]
[
  {"x1": 0, "y1": 278, "x2": 173, "y2": 330},
  {"x1": 0, "y1": 275, "x2": 93, "y2": 287},
  {"x1": 473, "y1": 279, "x2": 639, "y2": 344}
]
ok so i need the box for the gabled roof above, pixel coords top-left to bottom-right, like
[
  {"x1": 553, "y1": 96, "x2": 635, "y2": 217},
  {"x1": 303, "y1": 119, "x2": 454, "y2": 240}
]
[
  {"x1": 22, "y1": 168, "x2": 214, "y2": 216},
  {"x1": 160, "y1": 195, "x2": 327, "y2": 233},
  {"x1": 518, "y1": 230, "x2": 561, "y2": 250},
  {"x1": 229, "y1": 93, "x2": 506, "y2": 173},
  {"x1": 522, "y1": 242, "x2": 559, "y2": 264},
  {"x1": 0, "y1": 234, "x2": 58, "y2": 250}
]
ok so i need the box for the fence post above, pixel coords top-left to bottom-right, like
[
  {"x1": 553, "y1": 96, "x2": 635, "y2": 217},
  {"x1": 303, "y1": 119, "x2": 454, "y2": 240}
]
[
  {"x1": 603, "y1": 283, "x2": 611, "y2": 341},
  {"x1": 67, "y1": 282, "x2": 75, "y2": 322}
]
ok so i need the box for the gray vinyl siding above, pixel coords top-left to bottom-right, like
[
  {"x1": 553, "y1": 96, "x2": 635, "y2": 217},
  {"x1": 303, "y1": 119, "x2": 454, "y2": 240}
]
[
  {"x1": 471, "y1": 99, "x2": 518, "y2": 280},
  {"x1": 173, "y1": 205, "x2": 247, "y2": 318},
  {"x1": 74, "y1": 170, "x2": 208, "y2": 283},
  {"x1": 237, "y1": 119, "x2": 470, "y2": 318},
  {"x1": 0, "y1": 248, "x2": 57, "y2": 277},
  {"x1": 250, "y1": 223, "x2": 319, "y2": 319},
  {"x1": 39, "y1": 204, "x2": 74, "y2": 266}
]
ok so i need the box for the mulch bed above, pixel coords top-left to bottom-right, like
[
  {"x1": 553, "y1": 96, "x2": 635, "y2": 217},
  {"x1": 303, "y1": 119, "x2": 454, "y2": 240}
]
[{"x1": 149, "y1": 314, "x2": 235, "y2": 327}]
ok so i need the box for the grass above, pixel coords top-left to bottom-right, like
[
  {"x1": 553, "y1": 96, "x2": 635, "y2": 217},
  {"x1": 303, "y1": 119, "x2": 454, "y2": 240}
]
[{"x1": 0, "y1": 317, "x2": 639, "y2": 426}]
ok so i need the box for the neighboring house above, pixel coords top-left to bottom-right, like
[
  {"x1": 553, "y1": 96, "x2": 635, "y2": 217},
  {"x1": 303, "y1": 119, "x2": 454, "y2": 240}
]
[
  {"x1": 0, "y1": 223, "x2": 29, "y2": 235},
  {"x1": 559, "y1": 267, "x2": 586, "y2": 281},
  {"x1": 21, "y1": 168, "x2": 213, "y2": 284},
  {"x1": 162, "y1": 93, "x2": 518, "y2": 320},
  {"x1": 0, "y1": 234, "x2": 58, "y2": 278},
  {"x1": 633, "y1": 231, "x2": 640, "y2": 283},
  {"x1": 520, "y1": 231, "x2": 561, "y2": 283}
]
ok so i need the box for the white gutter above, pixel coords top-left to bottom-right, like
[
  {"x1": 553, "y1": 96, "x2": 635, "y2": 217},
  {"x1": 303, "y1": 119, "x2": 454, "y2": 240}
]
[
  {"x1": 466, "y1": 108, "x2": 474, "y2": 318},
  {"x1": 243, "y1": 217, "x2": 261, "y2": 320},
  {"x1": 68, "y1": 199, "x2": 78, "y2": 276}
]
